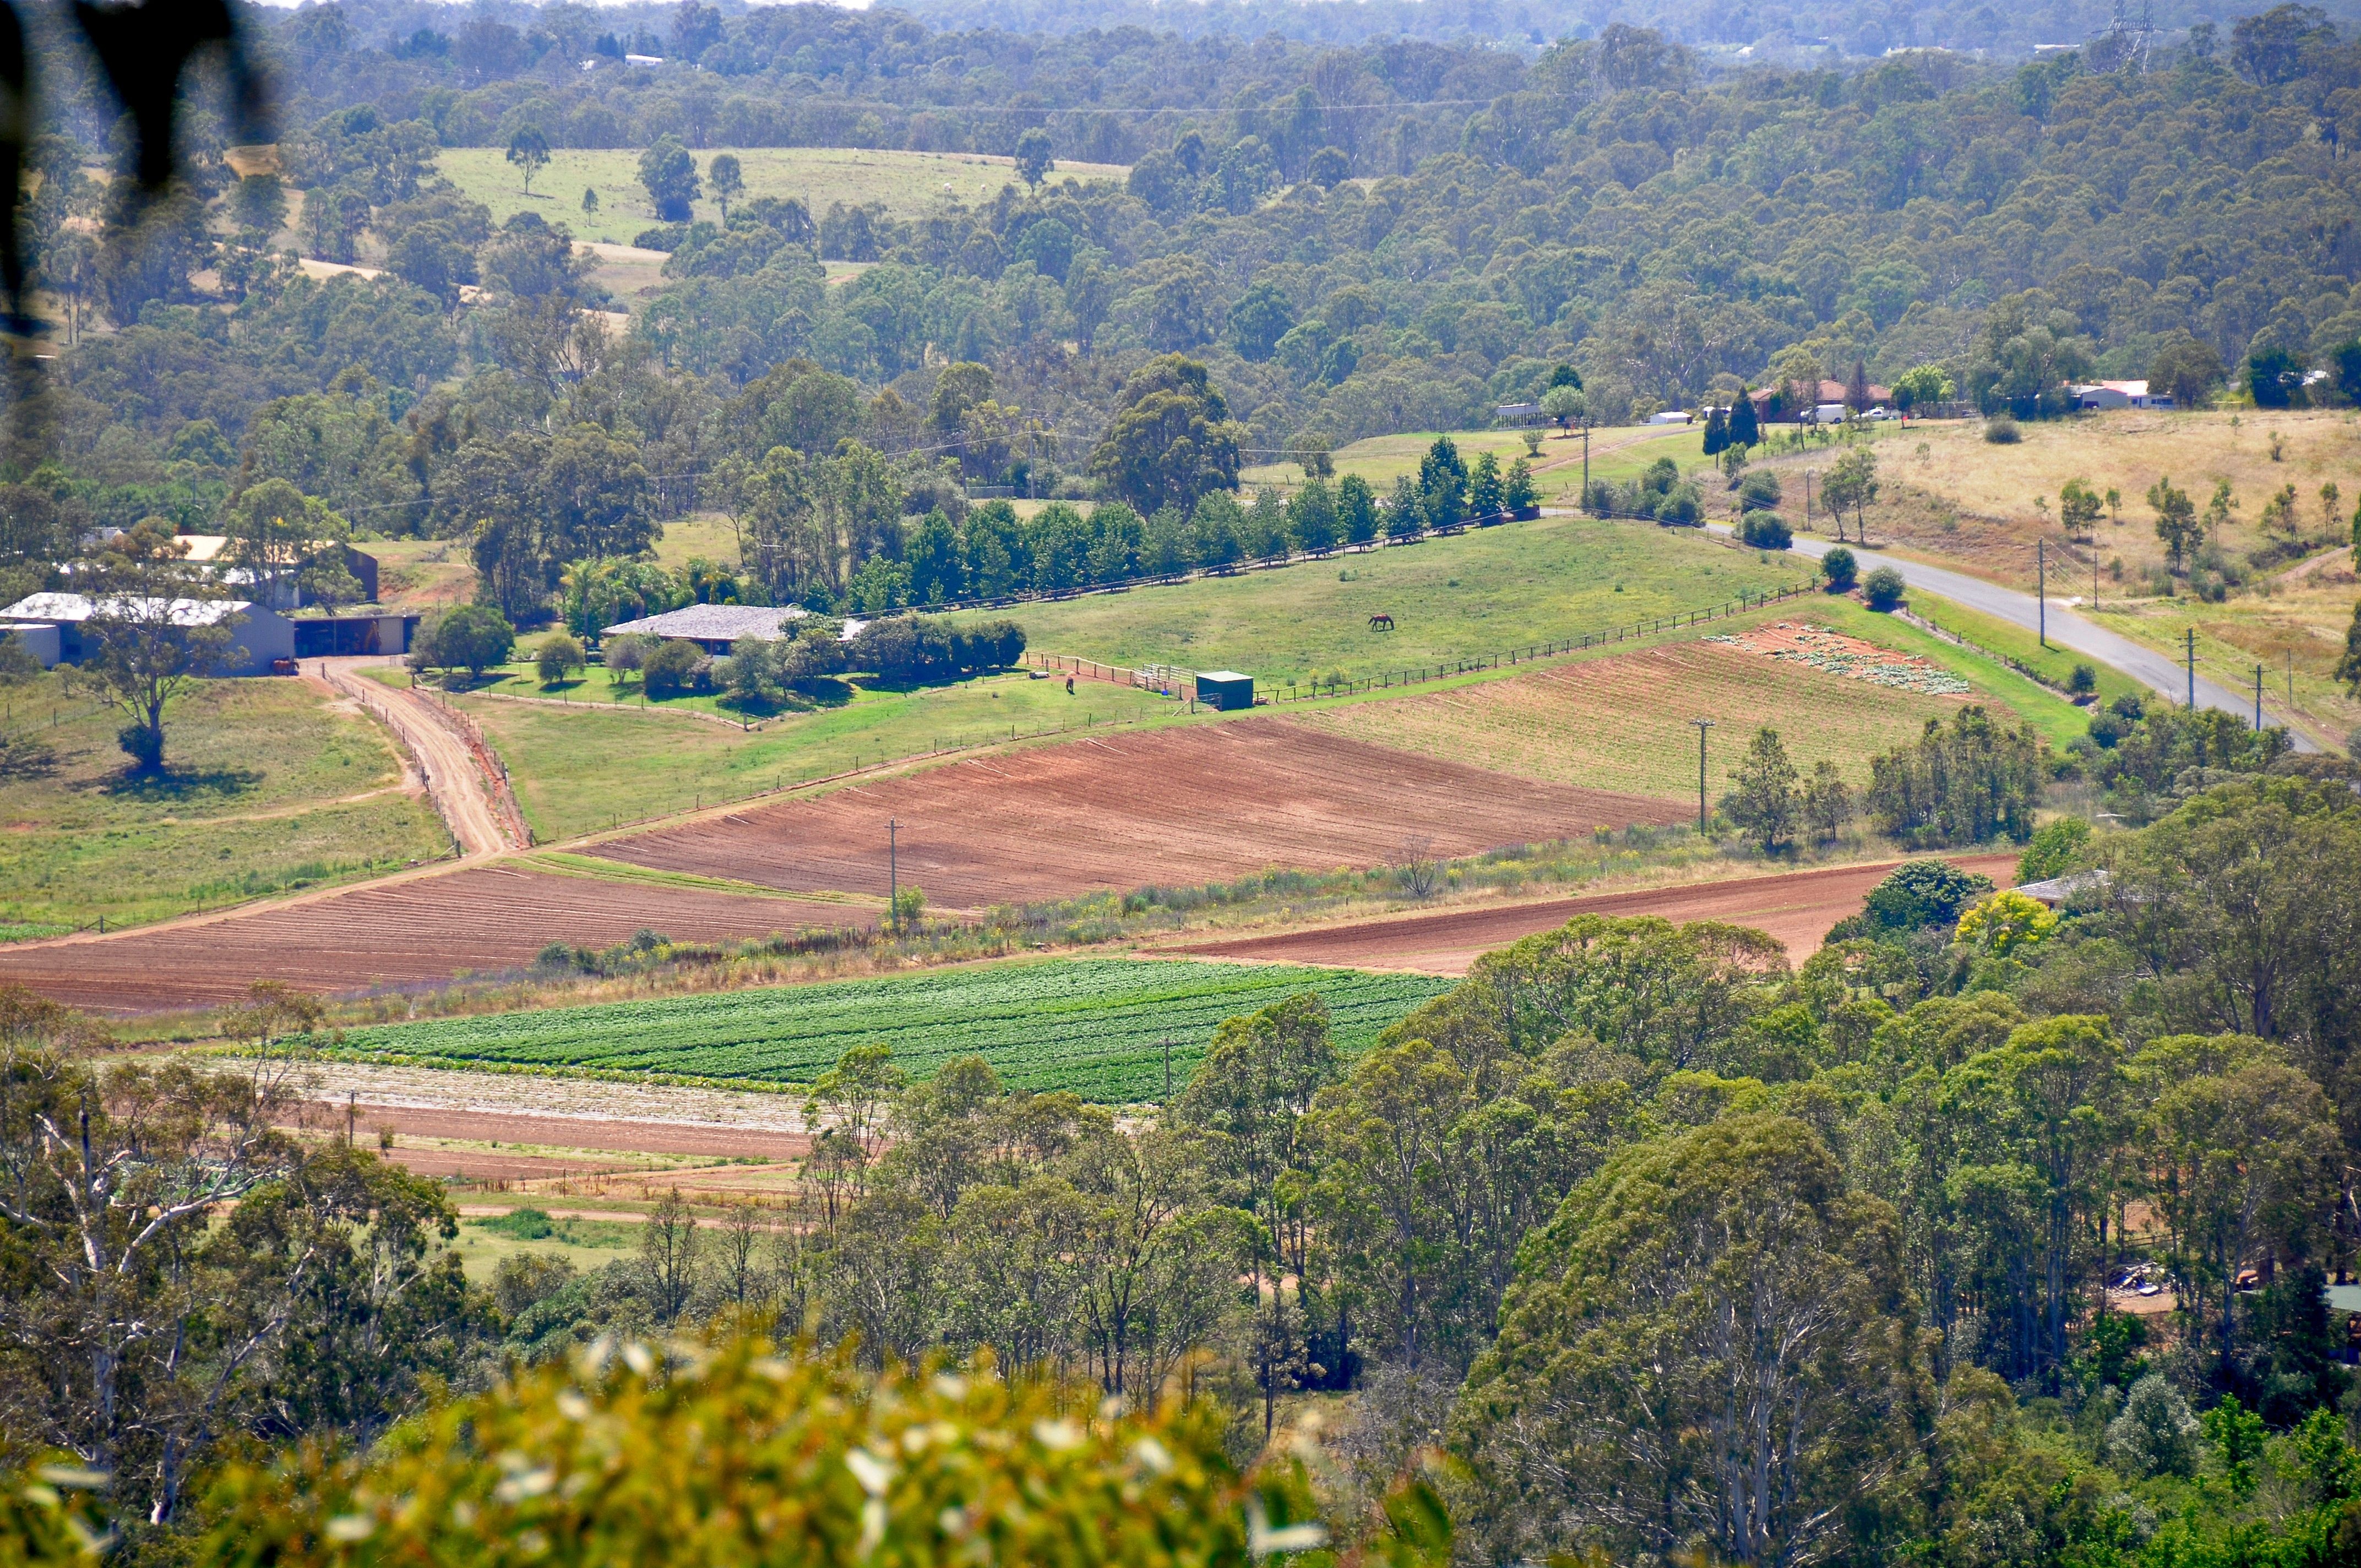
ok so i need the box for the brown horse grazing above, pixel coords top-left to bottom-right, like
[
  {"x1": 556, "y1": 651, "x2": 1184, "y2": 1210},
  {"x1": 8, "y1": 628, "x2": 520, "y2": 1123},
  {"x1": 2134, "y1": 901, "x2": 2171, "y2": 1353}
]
[{"x1": 1368, "y1": 612, "x2": 1396, "y2": 631}]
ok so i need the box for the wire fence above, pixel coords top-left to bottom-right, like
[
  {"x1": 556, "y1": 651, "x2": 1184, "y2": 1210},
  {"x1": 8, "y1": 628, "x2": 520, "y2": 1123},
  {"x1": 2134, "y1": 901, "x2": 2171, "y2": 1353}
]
[
  {"x1": 412, "y1": 682, "x2": 535, "y2": 848},
  {"x1": 1892, "y1": 609, "x2": 2090, "y2": 702},
  {"x1": 1029, "y1": 578, "x2": 1821, "y2": 705}
]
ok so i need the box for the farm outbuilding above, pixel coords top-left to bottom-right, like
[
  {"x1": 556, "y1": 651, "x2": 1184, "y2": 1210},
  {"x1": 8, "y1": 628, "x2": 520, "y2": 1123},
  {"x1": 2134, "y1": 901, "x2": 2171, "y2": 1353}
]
[
  {"x1": 0, "y1": 592, "x2": 294, "y2": 675},
  {"x1": 291, "y1": 611, "x2": 421, "y2": 657},
  {"x1": 1196, "y1": 671, "x2": 1254, "y2": 710}
]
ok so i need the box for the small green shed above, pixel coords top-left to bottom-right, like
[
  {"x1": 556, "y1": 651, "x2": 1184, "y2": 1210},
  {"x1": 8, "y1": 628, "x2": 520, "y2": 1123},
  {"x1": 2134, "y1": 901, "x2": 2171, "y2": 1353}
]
[{"x1": 1196, "y1": 671, "x2": 1254, "y2": 711}]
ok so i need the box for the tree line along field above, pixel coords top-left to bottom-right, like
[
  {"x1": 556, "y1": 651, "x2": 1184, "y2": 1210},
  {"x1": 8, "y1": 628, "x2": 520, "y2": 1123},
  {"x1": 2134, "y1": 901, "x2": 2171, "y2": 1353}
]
[
  {"x1": 0, "y1": 673, "x2": 451, "y2": 934},
  {"x1": 329, "y1": 957, "x2": 1457, "y2": 1103},
  {"x1": 955, "y1": 513, "x2": 1808, "y2": 689},
  {"x1": 432, "y1": 146, "x2": 1131, "y2": 249},
  {"x1": 1239, "y1": 421, "x2": 1708, "y2": 504}
]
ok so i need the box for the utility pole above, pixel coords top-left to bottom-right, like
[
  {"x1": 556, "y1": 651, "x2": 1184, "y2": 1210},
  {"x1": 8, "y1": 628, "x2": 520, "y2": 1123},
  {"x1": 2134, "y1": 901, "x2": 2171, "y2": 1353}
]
[
  {"x1": 2093, "y1": 548, "x2": 2099, "y2": 614},
  {"x1": 1581, "y1": 420, "x2": 1591, "y2": 508},
  {"x1": 1803, "y1": 471, "x2": 1813, "y2": 533},
  {"x1": 1690, "y1": 718, "x2": 1714, "y2": 834},
  {"x1": 887, "y1": 818, "x2": 900, "y2": 934},
  {"x1": 2254, "y1": 664, "x2": 2264, "y2": 729},
  {"x1": 1162, "y1": 1037, "x2": 1173, "y2": 1101},
  {"x1": 2037, "y1": 538, "x2": 2048, "y2": 648},
  {"x1": 2185, "y1": 628, "x2": 2196, "y2": 709}
]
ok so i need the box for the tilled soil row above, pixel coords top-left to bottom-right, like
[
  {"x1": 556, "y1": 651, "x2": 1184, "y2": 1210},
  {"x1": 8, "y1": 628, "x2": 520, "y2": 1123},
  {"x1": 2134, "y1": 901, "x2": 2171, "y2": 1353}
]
[
  {"x1": 591, "y1": 718, "x2": 1687, "y2": 910},
  {"x1": 1176, "y1": 853, "x2": 2023, "y2": 973}
]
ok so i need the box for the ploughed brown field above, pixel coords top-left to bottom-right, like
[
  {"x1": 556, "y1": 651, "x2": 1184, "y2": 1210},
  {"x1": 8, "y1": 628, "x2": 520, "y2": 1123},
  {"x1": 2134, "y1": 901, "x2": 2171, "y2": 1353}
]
[
  {"x1": 321, "y1": 1104, "x2": 814, "y2": 1164},
  {"x1": 1176, "y1": 853, "x2": 2023, "y2": 972},
  {"x1": 0, "y1": 865, "x2": 867, "y2": 1015},
  {"x1": 588, "y1": 718, "x2": 1688, "y2": 908}
]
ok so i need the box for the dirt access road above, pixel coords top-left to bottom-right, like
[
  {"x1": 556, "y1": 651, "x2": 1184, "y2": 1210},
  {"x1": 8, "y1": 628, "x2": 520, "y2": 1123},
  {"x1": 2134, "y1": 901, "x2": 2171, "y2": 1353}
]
[
  {"x1": 317, "y1": 657, "x2": 520, "y2": 855},
  {"x1": 1177, "y1": 853, "x2": 2022, "y2": 973}
]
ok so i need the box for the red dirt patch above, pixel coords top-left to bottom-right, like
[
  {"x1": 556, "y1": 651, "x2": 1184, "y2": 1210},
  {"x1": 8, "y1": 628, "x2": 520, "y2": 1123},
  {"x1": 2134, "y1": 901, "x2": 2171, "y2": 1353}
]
[
  {"x1": 0, "y1": 866, "x2": 867, "y2": 1015},
  {"x1": 338, "y1": 1103, "x2": 813, "y2": 1161},
  {"x1": 591, "y1": 718, "x2": 1686, "y2": 909},
  {"x1": 1175, "y1": 853, "x2": 2022, "y2": 972}
]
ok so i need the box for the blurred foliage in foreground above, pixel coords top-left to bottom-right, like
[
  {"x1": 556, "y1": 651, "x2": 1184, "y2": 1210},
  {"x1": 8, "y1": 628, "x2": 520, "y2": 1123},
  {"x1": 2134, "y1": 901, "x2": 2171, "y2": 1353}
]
[{"x1": 154, "y1": 1331, "x2": 1443, "y2": 1568}]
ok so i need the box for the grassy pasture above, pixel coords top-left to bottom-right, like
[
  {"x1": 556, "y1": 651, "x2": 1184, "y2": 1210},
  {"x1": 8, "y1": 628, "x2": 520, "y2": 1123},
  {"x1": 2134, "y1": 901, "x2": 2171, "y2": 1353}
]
[
  {"x1": 0, "y1": 673, "x2": 450, "y2": 931},
  {"x1": 434, "y1": 146, "x2": 1130, "y2": 248},
  {"x1": 363, "y1": 537, "x2": 477, "y2": 613},
  {"x1": 959, "y1": 515, "x2": 1809, "y2": 688},
  {"x1": 1292, "y1": 596, "x2": 2071, "y2": 798},
  {"x1": 333, "y1": 957, "x2": 1455, "y2": 1104},
  {"x1": 440, "y1": 520, "x2": 1805, "y2": 841}
]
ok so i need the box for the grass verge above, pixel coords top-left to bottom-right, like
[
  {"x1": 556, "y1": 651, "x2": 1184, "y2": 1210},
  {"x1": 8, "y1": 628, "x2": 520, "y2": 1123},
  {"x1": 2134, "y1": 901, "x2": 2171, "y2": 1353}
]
[{"x1": 0, "y1": 673, "x2": 451, "y2": 929}]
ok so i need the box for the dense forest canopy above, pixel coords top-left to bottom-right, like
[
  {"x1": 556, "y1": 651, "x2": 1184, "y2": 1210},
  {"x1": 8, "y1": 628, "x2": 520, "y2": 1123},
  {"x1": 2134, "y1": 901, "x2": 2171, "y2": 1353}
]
[
  {"x1": 4, "y1": 0, "x2": 2360, "y2": 628},
  {"x1": 18, "y1": 0, "x2": 2361, "y2": 518}
]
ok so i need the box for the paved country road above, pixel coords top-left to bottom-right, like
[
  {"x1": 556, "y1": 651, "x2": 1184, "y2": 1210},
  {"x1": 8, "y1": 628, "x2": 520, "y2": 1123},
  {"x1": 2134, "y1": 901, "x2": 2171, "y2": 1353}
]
[{"x1": 1710, "y1": 524, "x2": 2320, "y2": 751}]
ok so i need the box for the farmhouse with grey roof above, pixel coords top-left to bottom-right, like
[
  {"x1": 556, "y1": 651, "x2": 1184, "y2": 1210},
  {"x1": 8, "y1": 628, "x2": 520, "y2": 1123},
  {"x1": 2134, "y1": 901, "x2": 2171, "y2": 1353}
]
[{"x1": 603, "y1": 603, "x2": 809, "y2": 652}]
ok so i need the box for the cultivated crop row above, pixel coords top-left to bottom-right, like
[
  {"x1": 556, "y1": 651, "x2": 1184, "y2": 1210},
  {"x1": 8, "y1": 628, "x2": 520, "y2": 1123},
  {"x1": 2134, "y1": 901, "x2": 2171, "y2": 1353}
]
[{"x1": 336, "y1": 958, "x2": 1456, "y2": 1103}]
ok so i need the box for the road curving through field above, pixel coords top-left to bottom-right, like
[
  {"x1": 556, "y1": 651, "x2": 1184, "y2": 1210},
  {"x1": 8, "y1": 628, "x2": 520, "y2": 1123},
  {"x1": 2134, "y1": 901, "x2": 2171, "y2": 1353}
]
[{"x1": 1709, "y1": 524, "x2": 2319, "y2": 749}]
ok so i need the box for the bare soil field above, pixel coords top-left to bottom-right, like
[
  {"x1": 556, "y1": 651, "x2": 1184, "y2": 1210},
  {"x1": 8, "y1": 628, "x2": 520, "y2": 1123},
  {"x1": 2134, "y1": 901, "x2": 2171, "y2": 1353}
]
[
  {"x1": 1175, "y1": 852, "x2": 2022, "y2": 972},
  {"x1": 0, "y1": 865, "x2": 866, "y2": 1014},
  {"x1": 1292, "y1": 640, "x2": 1989, "y2": 799},
  {"x1": 590, "y1": 719, "x2": 1689, "y2": 908},
  {"x1": 341, "y1": 1105, "x2": 812, "y2": 1163}
]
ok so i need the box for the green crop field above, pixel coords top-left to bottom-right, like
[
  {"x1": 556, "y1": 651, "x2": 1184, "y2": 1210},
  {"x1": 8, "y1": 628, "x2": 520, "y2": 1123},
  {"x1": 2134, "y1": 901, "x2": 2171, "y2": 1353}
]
[
  {"x1": 958, "y1": 515, "x2": 1809, "y2": 688},
  {"x1": 334, "y1": 957, "x2": 1455, "y2": 1103},
  {"x1": 434, "y1": 146, "x2": 1130, "y2": 248},
  {"x1": 0, "y1": 673, "x2": 451, "y2": 932}
]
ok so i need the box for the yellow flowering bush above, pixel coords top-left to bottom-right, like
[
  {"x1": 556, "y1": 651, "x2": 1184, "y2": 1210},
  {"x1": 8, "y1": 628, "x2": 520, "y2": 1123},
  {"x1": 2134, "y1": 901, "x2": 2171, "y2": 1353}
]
[
  {"x1": 1953, "y1": 889, "x2": 2059, "y2": 957},
  {"x1": 202, "y1": 1332, "x2": 1438, "y2": 1568}
]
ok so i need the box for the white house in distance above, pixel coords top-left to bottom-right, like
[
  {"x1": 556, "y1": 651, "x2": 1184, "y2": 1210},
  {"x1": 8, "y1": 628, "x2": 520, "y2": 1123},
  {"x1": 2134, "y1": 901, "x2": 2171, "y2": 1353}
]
[
  {"x1": 0, "y1": 592, "x2": 296, "y2": 674},
  {"x1": 2070, "y1": 379, "x2": 2174, "y2": 410}
]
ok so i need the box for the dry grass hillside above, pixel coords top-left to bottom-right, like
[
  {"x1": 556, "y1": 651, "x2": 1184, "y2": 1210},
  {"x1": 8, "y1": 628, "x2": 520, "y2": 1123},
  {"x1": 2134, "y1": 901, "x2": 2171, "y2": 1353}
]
[
  {"x1": 1753, "y1": 409, "x2": 2361, "y2": 747},
  {"x1": 1761, "y1": 409, "x2": 2355, "y2": 587}
]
